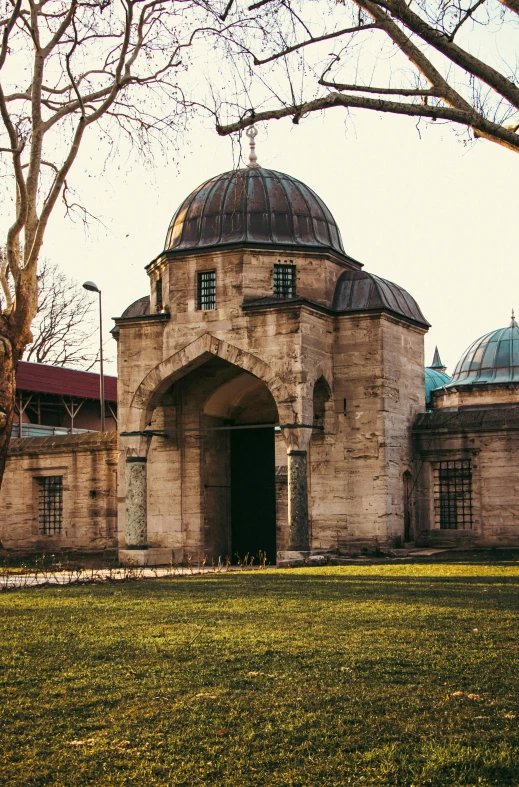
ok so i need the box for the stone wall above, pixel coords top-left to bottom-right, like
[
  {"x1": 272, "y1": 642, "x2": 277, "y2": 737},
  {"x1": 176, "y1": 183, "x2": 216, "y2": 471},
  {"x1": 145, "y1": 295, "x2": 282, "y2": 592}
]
[
  {"x1": 413, "y1": 407, "x2": 519, "y2": 546},
  {"x1": 115, "y1": 244, "x2": 427, "y2": 560},
  {"x1": 0, "y1": 432, "x2": 118, "y2": 552},
  {"x1": 307, "y1": 313, "x2": 425, "y2": 551}
]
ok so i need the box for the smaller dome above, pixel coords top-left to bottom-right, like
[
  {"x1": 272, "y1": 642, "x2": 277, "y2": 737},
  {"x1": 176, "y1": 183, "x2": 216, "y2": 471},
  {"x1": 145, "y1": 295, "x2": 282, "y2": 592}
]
[
  {"x1": 425, "y1": 367, "x2": 451, "y2": 405},
  {"x1": 425, "y1": 347, "x2": 450, "y2": 405},
  {"x1": 332, "y1": 270, "x2": 429, "y2": 327},
  {"x1": 448, "y1": 314, "x2": 519, "y2": 386},
  {"x1": 120, "y1": 295, "x2": 150, "y2": 319}
]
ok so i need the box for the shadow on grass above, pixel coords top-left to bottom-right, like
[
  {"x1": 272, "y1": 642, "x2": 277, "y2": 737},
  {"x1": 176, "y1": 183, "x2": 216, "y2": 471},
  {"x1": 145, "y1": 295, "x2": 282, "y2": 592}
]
[{"x1": 85, "y1": 570, "x2": 519, "y2": 618}]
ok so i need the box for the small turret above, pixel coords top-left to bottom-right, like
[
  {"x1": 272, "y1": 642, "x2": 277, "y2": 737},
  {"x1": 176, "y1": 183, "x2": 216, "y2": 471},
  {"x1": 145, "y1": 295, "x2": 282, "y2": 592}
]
[
  {"x1": 425, "y1": 346, "x2": 451, "y2": 407},
  {"x1": 429, "y1": 346, "x2": 447, "y2": 373}
]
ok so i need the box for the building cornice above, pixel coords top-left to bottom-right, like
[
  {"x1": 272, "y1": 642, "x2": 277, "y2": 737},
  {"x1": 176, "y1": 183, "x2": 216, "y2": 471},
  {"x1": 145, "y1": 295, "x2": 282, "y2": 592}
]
[
  {"x1": 111, "y1": 311, "x2": 170, "y2": 336},
  {"x1": 413, "y1": 404, "x2": 519, "y2": 434},
  {"x1": 241, "y1": 297, "x2": 429, "y2": 330},
  {"x1": 8, "y1": 431, "x2": 118, "y2": 455},
  {"x1": 433, "y1": 381, "x2": 519, "y2": 398},
  {"x1": 146, "y1": 243, "x2": 363, "y2": 273}
]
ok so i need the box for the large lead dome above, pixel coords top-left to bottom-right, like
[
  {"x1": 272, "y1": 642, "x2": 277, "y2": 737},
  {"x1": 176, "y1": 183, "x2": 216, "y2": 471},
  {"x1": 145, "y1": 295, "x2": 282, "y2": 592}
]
[
  {"x1": 164, "y1": 168, "x2": 345, "y2": 254},
  {"x1": 448, "y1": 315, "x2": 519, "y2": 386}
]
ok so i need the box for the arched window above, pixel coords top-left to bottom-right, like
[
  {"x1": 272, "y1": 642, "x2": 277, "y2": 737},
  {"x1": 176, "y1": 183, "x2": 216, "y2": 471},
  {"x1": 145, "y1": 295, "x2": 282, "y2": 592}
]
[{"x1": 313, "y1": 377, "x2": 331, "y2": 431}]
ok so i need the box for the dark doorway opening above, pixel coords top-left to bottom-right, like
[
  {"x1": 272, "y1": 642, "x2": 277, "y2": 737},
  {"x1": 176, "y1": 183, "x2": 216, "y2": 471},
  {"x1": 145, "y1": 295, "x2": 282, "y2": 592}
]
[{"x1": 230, "y1": 427, "x2": 276, "y2": 565}]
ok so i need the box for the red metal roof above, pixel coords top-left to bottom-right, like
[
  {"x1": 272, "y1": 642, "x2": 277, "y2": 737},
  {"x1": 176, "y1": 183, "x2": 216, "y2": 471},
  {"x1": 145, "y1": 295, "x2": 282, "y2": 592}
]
[{"x1": 16, "y1": 361, "x2": 117, "y2": 402}]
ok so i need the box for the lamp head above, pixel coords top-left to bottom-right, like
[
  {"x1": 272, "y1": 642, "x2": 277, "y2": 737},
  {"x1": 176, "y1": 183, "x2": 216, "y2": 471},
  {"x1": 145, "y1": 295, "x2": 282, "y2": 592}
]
[{"x1": 82, "y1": 280, "x2": 100, "y2": 293}]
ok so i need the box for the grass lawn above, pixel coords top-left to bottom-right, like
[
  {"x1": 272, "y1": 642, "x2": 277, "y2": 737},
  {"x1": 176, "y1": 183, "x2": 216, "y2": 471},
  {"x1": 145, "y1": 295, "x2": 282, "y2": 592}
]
[{"x1": 1, "y1": 564, "x2": 519, "y2": 786}]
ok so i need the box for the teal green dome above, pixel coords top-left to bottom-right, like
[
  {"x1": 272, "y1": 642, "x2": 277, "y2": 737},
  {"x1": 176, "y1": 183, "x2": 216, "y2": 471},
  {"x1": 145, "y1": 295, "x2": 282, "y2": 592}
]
[
  {"x1": 424, "y1": 347, "x2": 450, "y2": 405},
  {"x1": 448, "y1": 314, "x2": 519, "y2": 386},
  {"x1": 425, "y1": 367, "x2": 451, "y2": 405}
]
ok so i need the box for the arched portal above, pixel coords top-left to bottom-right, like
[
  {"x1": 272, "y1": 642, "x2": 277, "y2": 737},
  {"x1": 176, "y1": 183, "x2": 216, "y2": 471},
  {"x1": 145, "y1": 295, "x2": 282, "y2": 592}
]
[
  {"x1": 202, "y1": 365, "x2": 278, "y2": 563},
  {"x1": 147, "y1": 355, "x2": 279, "y2": 565}
]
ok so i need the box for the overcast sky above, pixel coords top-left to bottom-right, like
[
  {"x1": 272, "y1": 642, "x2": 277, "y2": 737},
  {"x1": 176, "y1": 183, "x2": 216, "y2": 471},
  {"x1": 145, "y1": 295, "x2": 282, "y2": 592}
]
[{"x1": 35, "y1": 108, "x2": 519, "y2": 375}]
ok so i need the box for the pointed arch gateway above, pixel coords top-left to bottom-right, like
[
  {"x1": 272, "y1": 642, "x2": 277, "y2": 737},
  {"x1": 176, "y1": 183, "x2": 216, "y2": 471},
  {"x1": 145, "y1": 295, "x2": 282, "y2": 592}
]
[
  {"x1": 131, "y1": 333, "x2": 294, "y2": 429},
  {"x1": 126, "y1": 334, "x2": 297, "y2": 565}
]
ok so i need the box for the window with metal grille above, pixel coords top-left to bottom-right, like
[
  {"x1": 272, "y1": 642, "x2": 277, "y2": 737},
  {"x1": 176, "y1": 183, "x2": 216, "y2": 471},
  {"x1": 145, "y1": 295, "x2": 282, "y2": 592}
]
[
  {"x1": 197, "y1": 270, "x2": 216, "y2": 310},
  {"x1": 273, "y1": 264, "x2": 296, "y2": 298},
  {"x1": 155, "y1": 277, "x2": 163, "y2": 312},
  {"x1": 434, "y1": 460, "x2": 473, "y2": 530},
  {"x1": 37, "y1": 476, "x2": 63, "y2": 535}
]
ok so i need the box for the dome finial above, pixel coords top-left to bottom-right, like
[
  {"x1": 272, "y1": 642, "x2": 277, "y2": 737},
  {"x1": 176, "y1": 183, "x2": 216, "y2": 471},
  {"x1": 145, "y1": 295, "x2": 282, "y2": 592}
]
[
  {"x1": 245, "y1": 126, "x2": 260, "y2": 169},
  {"x1": 511, "y1": 308, "x2": 518, "y2": 328}
]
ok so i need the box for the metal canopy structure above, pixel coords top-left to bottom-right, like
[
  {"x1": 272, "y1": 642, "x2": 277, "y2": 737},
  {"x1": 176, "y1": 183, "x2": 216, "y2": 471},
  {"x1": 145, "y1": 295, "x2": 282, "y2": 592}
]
[{"x1": 14, "y1": 361, "x2": 118, "y2": 437}]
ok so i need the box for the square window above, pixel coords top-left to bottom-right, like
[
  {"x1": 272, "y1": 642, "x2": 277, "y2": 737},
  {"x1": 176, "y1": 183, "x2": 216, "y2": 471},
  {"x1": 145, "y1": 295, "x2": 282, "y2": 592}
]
[
  {"x1": 434, "y1": 460, "x2": 473, "y2": 530},
  {"x1": 273, "y1": 264, "x2": 296, "y2": 299},
  {"x1": 197, "y1": 271, "x2": 216, "y2": 311},
  {"x1": 37, "y1": 476, "x2": 63, "y2": 535}
]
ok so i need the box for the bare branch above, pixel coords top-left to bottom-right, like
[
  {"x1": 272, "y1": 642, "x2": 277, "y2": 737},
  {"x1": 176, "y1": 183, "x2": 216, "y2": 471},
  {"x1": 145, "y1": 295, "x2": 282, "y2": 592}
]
[
  {"x1": 496, "y1": 0, "x2": 519, "y2": 15},
  {"x1": 217, "y1": 92, "x2": 519, "y2": 152},
  {"x1": 319, "y1": 80, "x2": 443, "y2": 97},
  {"x1": 65, "y1": 16, "x2": 85, "y2": 118},
  {"x1": 220, "y1": 0, "x2": 235, "y2": 20},
  {"x1": 40, "y1": 0, "x2": 78, "y2": 57},
  {"x1": 0, "y1": 0, "x2": 22, "y2": 71},
  {"x1": 253, "y1": 24, "x2": 379, "y2": 66},
  {"x1": 448, "y1": 0, "x2": 488, "y2": 41},
  {"x1": 23, "y1": 260, "x2": 99, "y2": 368},
  {"x1": 248, "y1": 0, "x2": 275, "y2": 8},
  {"x1": 370, "y1": 0, "x2": 519, "y2": 111}
]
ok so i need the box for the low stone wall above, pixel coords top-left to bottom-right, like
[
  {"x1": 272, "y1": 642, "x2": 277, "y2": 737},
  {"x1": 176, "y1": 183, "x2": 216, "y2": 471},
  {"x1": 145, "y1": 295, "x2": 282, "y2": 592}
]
[
  {"x1": 413, "y1": 406, "x2": 519, "y2": 547},
  {"x1": 0, "y1": 432, "x2": 118, "y2": 553}
]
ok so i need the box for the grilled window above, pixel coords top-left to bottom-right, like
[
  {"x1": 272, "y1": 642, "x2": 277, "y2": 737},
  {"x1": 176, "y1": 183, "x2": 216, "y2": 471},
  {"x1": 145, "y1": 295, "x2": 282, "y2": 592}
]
[
  {"x1": 434, "y1": 460, "x2": 473, "y2": 530},
  {"x1": 155, "y1": 277, "x2": 163, "y2": 312},
  {"x1": 37, "y1": 476, "x2": 63, "y2": 535},
  {"x1": 197, "y1": 270, "x2": 216, "y2": 310},
  {"x1": 273, "y1": 264, "x2": 296, "y2": 298}
]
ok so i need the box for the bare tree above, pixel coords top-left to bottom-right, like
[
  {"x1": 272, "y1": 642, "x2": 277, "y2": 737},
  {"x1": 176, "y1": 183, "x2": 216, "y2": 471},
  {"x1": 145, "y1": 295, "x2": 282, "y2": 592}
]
[
  {"x1": 23, "y1": 260, "x2": 99, "y2": 368},
  {"x1": 0, "y1": 0, "x2": 253, "y2": 484},
  {"x1": 215, "y1": 0, "x2": 519, "y2": 154}
]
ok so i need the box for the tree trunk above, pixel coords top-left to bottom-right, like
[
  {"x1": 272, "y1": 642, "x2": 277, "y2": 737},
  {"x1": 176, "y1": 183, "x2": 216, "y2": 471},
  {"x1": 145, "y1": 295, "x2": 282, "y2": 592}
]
[{"x1": 0, "y1": 326, "x2": 24, "y2": 487}]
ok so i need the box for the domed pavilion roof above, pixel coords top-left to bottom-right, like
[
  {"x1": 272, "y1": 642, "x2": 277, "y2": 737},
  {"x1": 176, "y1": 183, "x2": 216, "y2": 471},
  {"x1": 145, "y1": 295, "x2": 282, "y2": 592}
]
[
  {"x1": 448, "y1": 313, "x2": 519, "y2": 386},
  {"x1": 120, "y1": 295, "x2": 150, "y2": 319},
  {"x1": 332, "y1": 269, "x2": 429, "y2": 328},
  {"x1": 164, "y1": 168, "x2": 345, "y2": 256}
]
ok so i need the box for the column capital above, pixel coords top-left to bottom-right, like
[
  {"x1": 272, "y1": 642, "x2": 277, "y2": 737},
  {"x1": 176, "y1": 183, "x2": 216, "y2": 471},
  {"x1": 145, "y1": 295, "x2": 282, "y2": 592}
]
[{"x1": 281, "y1": 426, "x2": 312, "y2": 452}]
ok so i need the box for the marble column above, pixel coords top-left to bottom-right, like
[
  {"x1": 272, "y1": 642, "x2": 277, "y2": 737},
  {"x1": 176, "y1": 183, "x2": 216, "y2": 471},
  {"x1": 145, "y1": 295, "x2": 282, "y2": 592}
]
[
  {"x1": 288, "y1": 449, "x2": 309, "y2": 551},
  {"x1": 125, "y1": 457, "x2": 148, "y2": 549}
]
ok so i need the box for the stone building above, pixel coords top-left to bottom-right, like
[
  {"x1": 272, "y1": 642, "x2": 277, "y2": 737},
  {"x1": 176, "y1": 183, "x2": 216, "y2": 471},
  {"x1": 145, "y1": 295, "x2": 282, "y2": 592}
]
[
  {"x1": 113, "y1": 161, "x2": 429, "y2": 564},
  {"x1": 0, "y1": 364, "x2": 118, "y2": 552},
  {"x1": 413, "y1": 314, "x2": 519, "y2": 547},
  {"x1": 2, "y1": 147, "x2": 519, "y2": 560}
]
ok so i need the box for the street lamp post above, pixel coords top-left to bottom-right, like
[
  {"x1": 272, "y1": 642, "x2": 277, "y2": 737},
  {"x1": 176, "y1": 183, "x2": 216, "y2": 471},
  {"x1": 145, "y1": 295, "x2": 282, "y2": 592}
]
[{"x1": 82, "y1": 280, "x2": 105, "y2": 432}]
